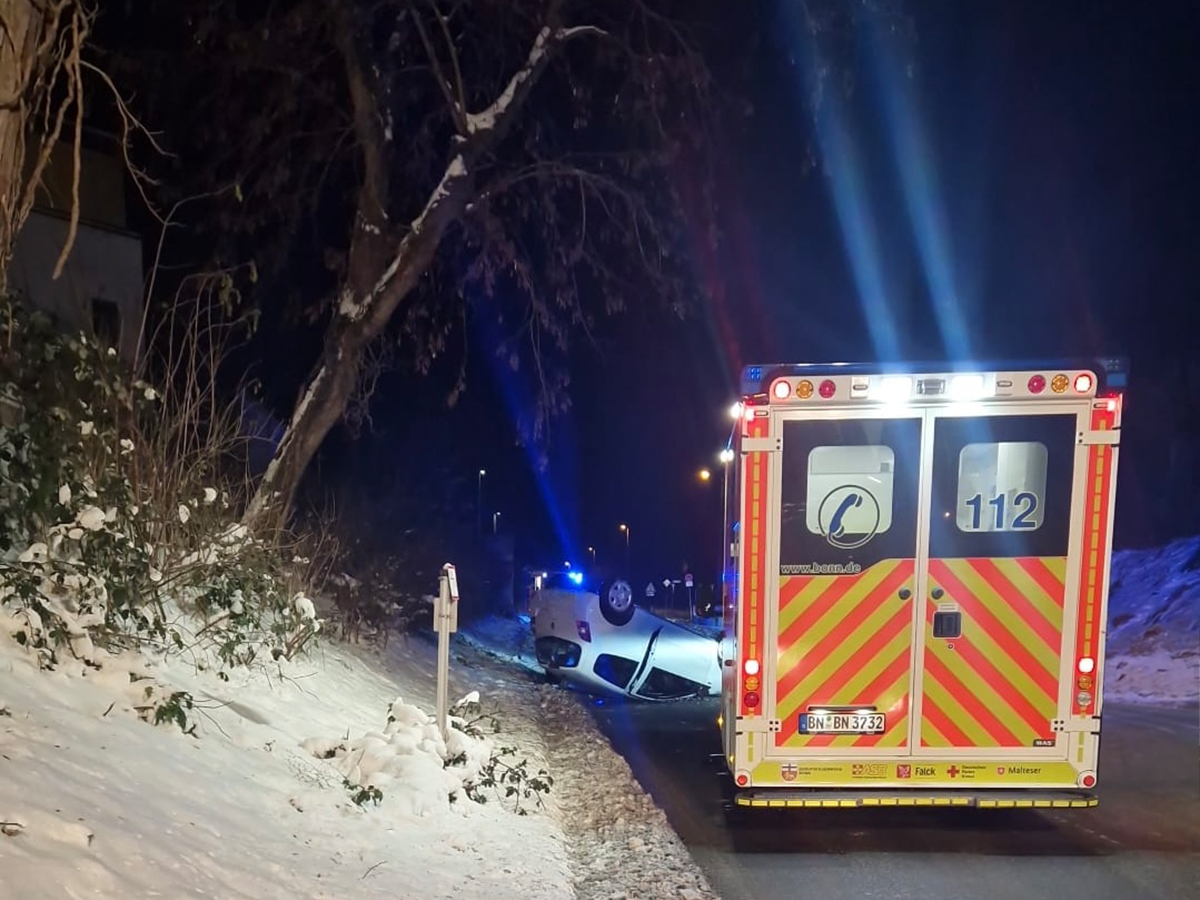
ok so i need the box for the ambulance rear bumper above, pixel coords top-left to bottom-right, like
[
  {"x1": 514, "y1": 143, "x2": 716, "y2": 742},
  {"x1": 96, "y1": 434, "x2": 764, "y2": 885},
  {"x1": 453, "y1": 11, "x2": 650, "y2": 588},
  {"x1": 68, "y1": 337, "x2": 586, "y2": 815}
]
[{"x1": 733, "y1": 788, "x2": 1098, "y2": 809}]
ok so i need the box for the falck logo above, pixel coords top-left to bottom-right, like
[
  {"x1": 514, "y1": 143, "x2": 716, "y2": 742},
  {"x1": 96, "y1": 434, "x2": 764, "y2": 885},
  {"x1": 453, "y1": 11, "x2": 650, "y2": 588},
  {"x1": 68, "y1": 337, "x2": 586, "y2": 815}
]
[
  {"x1": 781, "y1": 763, "x2": 798, "y2": 782},
  {"x1": 817, "y1": 486, "x2": 882, "y2": 550},
  {"x1": 896, "y1": 765, "x2": 911, "y2": 779}
]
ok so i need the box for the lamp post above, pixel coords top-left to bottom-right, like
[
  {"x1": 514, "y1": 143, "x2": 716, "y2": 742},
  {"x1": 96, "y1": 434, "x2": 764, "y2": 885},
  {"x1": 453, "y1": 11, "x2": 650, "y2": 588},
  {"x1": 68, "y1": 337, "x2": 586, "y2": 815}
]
[
  {"x1": 719, "y1": 445, "x2": 734, "y2": 624},
  {"x1": 719, "y1": 449, "x2": 734, "y2": 554},
  {"x1": 619, "y1": 523, "x2": 630, "y2": 565},
  {"x1": 587, "y1": 546, "x2": 596, "y2": 565},
  {"x1": 493, "y1": 510, "x2": 501, "y2": 535},
  {"x1": 477, "y1": 469, "x2": 486, "y2": 537},
  {"x1": 698, "y1": 467, "x2": 712, "y2": 482}
]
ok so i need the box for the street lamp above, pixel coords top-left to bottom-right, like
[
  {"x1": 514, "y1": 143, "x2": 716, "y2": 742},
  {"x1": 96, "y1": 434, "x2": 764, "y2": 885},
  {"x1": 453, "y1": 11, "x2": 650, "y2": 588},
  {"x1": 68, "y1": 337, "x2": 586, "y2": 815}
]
[
  {"x1": 716, "y1": 445, "x2": 735, "y2": 613},
  {"x1": 493, "y1": 510, "x2": 501, "y2": 534},
  {"x1": 698, "y1": 467, "x2": 712, "y2": 482},
  {"x1": 587, "y1": 546, "x2": 596, "y2": 565},
  {"x1": 477, "y1": 469, "x2": 486, "y2": 537},
  {"x1": 729, "y1": 401, "x2": 743, "y2": 420}
]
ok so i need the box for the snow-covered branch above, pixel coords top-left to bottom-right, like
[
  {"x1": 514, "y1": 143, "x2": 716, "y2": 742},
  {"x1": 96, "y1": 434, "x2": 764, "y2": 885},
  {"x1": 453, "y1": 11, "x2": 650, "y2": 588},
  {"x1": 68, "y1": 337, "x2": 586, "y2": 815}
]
[
  {"x1": 339, "y1": 17, "x2": 610, "y2": 324},
  {"x1": 464, "y1": 24, "x2": 607, "y2": 135}
]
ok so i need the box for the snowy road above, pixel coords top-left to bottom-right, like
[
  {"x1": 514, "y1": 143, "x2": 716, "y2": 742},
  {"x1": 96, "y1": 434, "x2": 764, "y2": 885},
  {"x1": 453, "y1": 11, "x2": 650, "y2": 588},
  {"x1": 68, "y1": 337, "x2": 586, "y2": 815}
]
[{"x1": 587, "y1": 698, "x2": 1200, "y2": 900}]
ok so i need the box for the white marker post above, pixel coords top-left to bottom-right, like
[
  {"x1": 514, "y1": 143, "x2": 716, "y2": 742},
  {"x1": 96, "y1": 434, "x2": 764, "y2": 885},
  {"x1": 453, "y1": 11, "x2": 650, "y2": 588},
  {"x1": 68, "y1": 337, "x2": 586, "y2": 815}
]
[{"x1": 434, "y1": 562, "x2": 460, "y2": 740}]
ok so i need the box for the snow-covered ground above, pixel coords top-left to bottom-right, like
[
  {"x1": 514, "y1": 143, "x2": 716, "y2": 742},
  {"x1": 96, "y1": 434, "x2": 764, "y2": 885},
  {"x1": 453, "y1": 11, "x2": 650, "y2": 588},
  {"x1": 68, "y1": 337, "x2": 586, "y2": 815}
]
[
  {"x1": 2, "y1": 536, "x2": 1195, "y2": 900},
  {"x1": 0, "y1": 607, "x2": 715, "y2": 900},
  {"x1": 1103, "y1": 535, "x2": 1200, "y2": 705}
]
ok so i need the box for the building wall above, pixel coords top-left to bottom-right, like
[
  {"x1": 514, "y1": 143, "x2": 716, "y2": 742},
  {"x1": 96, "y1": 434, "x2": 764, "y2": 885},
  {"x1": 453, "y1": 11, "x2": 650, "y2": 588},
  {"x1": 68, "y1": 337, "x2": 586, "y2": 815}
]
[{"x1": 8, "y1": 210, "x2": 144, "y2": 365}]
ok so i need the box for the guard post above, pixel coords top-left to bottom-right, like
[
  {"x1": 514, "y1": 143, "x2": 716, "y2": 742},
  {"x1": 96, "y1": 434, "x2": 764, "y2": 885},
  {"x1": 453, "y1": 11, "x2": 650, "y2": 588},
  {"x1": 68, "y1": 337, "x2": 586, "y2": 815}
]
[{"x1": 434, "y1": 562, "x2": 459, "y2": 740}]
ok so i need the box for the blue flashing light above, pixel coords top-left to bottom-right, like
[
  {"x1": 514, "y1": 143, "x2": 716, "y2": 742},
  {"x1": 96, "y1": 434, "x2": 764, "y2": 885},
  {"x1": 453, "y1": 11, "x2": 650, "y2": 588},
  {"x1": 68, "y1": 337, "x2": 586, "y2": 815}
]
[{"x1": 568, "y1": 571, "x2": 584, "y2": 586}]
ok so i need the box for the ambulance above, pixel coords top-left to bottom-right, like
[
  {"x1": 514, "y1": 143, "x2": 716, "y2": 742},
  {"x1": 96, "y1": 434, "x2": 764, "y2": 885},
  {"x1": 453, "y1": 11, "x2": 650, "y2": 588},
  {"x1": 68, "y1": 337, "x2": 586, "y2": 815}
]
[{"x1": 718, "y1": 360, "x2": 1125, "y2": 809}]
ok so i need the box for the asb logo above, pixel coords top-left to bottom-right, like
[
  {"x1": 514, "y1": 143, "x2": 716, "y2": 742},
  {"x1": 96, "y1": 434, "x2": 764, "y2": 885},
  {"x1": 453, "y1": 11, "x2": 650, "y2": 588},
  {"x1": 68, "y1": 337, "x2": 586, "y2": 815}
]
[{"x1": 817, "y1": 485, "x2": 881, "y2": 549}]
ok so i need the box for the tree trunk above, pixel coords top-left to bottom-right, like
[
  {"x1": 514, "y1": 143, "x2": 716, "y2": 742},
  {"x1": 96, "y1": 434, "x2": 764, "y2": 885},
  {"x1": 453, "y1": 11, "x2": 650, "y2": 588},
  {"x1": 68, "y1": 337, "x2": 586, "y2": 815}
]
[
  {"x1": 243, "y1": 21, "x2": 581, "y2": 530},
  {"x1": 0, "y1": 0, "x2": 44, "y2": 292},
  {"x1": 242, "y1": 152, "x2": 477, "y2": 527}
]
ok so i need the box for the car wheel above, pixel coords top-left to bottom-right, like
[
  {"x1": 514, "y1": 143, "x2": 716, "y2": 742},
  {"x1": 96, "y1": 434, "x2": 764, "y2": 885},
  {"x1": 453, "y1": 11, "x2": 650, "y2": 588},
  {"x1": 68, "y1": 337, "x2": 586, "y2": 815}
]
[{"x1": 598, "y1": 578, "x2": 635, "y2": 626}]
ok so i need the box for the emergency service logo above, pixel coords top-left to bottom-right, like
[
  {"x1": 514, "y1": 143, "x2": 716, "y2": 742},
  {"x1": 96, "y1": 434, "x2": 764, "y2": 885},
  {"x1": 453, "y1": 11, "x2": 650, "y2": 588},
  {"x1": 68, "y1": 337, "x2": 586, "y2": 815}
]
[{"x1": 817, "y1": 485, "x2": 881, "y2": 550}]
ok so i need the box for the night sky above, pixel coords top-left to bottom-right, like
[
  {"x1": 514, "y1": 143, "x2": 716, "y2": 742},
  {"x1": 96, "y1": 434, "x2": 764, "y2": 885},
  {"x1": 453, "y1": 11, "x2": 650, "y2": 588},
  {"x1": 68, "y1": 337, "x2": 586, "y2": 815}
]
[{"x1": 356, "y1": 0, "x2": 1200, "y2": 581}]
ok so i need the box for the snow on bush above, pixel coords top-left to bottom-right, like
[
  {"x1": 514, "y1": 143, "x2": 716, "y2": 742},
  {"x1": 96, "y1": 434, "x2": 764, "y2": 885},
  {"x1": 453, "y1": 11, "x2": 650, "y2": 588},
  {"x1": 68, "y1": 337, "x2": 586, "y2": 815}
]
[
  {"x1": 302, "y1": 693, "x2": 552, "y2": 817},
  {"x1": 0, "y1": 299, "x2": 319, "y2": 676}
]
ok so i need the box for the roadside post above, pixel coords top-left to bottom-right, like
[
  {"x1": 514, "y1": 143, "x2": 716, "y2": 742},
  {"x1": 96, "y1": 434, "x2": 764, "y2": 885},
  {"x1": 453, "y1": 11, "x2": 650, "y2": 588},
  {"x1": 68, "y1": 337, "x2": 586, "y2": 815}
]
[{"x1": 434, "y1": 562, "x2": 459, "y2": 740}]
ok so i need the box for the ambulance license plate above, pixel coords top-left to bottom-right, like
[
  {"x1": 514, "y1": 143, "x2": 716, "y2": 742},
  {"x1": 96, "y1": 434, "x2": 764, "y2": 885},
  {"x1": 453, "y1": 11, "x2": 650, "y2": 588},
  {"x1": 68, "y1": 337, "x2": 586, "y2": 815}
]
[{"x1": 800, "y1": 710, "x2": 885, "y2": 734}]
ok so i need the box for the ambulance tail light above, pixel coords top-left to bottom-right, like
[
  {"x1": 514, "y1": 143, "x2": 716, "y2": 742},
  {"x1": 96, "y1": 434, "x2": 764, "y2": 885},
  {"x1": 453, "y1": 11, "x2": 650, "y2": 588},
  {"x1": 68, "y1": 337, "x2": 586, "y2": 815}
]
[
  {"x1": 1074, "y1": 373, "x2": 1094, "y2": 394},
  {"x1": 771, "y1": 379, "x2": 792, "y2": 400},
  {"x1": 818, "y1": 379, "x2": 837, "y2": 399},
  {"x1": 1028, "y1": 374, "x2": 1047, "y2": 394},
  {"x1": 742, "y1": 658, "x2": 761, "y2": 709},
  {"x1": 1076, "y1": 656, "x2": 1096, "y2": 696}
]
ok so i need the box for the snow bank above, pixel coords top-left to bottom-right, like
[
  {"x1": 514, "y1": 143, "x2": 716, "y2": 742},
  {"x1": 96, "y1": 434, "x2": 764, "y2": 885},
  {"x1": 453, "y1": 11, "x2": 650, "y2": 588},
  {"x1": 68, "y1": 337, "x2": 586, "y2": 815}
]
[
  {"x1": 1104, "y1": 535, "x2": 1200, "y2": 704},
  {"x1": 0, "y1": 620, "x2": 572, "y2": 900},
  {"x1": 458, "y1": 613, "x2": 542, "y2": 673}
]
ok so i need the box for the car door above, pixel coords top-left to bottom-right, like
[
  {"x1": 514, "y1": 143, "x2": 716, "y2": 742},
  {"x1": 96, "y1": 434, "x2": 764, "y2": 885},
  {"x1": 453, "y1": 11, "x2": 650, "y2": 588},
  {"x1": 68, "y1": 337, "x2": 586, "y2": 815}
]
[{"x1": 628, "y1": 619, "x2": 720, "y2": 699}]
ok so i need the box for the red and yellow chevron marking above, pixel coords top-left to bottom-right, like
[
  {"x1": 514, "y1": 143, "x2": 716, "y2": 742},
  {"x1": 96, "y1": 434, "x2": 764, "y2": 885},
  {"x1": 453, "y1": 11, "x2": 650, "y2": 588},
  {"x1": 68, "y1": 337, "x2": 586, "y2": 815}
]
[
  {"x1": 1073, "y1": 402, "x2": 1117, "y2": 714},
  {"x1": 920, "y1": 557, "x2": 1066, "y2": 748},
  {"x1": 774, "y1": 559, "x2": 915, "y2": 748},
  {"x1": 739, "y1": 412, "x2": 770, "y2": 716}
]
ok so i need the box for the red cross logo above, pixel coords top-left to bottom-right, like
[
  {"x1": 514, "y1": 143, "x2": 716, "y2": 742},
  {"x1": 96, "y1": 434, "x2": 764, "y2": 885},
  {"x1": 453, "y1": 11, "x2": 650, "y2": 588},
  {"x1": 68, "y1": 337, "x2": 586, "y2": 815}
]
[{"x1": 948, "y1": 765, "x2": 960, "y2": 778}]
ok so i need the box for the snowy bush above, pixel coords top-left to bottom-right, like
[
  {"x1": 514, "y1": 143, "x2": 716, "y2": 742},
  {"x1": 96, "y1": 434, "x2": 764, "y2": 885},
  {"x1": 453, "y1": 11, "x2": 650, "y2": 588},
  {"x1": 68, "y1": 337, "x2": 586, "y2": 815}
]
[
  {"x1": 0, "y1": 297, "x2": 319, "y2": 671},
  {"x1": 302, "y1": 693, "x2": 552, "y2": 817}
]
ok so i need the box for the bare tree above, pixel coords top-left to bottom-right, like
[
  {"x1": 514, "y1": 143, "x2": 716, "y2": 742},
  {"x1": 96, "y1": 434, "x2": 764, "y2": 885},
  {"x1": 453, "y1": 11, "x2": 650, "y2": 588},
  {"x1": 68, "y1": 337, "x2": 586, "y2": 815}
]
[
  {"x1": 101, "y1": 0, "x2": 725, "y2": 531},
  {"x1": 0, "y1": 0, "x2": 92, "y2": 291}
]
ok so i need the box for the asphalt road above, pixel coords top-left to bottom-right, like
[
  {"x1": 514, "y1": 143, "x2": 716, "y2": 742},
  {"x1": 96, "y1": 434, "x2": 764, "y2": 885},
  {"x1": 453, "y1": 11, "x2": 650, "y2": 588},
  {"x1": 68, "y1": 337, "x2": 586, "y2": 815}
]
[{"x1": 586, "y1": 696, "x2": 1200, "y2": 900}]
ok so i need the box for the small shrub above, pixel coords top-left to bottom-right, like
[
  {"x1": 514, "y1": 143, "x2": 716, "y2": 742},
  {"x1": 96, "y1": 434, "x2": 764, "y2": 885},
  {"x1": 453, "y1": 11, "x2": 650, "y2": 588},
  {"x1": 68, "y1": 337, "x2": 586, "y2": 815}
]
[
  {"x1": 150, "y1": 690, "x2": 198, "y2": 736},
  {"x1": 448, "y1": 696, "x2": 553, "y2": 815},
  {"x1": 0, "y1": 296, "x2": 322, "y2": 673},
  {"x1": 343, "y1": 779, "x2": 383, "y2": 807},
  {"x1": 461, "y1": 745, "x2": 554, "y2": 816}
]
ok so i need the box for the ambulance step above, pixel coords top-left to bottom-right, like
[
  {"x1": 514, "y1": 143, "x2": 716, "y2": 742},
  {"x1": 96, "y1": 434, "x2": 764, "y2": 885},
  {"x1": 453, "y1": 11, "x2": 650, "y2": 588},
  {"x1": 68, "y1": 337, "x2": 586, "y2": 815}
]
[{"x1": 733, "y1": 789, "x2": 1098, "y2": 810}]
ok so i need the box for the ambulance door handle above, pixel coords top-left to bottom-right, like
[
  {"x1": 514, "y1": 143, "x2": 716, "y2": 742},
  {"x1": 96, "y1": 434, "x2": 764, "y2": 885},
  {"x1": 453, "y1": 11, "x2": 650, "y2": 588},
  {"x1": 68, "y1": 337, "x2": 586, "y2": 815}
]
[
  {"x1": 931, "y1": 587, "x2": 944, "y2": 600},
  {"x1": 898, "y1": 587, "x2": 912, "y2": 600}
]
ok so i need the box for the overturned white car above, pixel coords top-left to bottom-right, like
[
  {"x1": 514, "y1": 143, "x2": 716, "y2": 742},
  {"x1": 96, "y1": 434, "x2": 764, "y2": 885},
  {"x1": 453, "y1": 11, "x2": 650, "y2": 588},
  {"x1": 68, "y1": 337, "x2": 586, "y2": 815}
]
[{"x1": 530, "y1": 572, "x2": 721, "y2": 701}]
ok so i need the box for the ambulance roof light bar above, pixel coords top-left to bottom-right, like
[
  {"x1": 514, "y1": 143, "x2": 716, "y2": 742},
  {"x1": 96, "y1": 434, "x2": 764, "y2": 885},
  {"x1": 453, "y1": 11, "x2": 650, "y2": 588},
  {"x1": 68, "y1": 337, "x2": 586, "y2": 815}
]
[
  {"x1": 741, "y1": 357, "x2": 1128, "y2": 398},
  {"x1": 868, "y1": 375, "x2": 913, "y2": 403}
]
